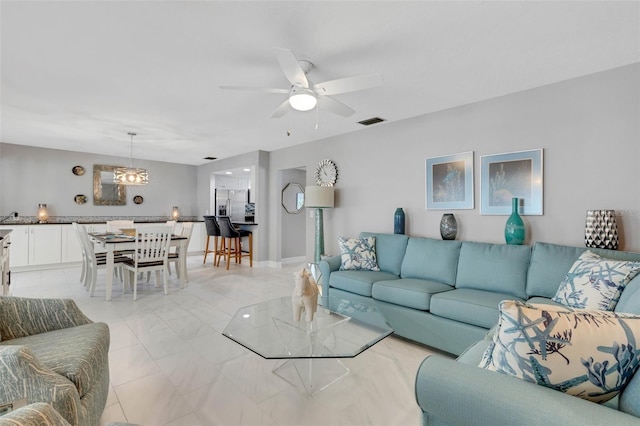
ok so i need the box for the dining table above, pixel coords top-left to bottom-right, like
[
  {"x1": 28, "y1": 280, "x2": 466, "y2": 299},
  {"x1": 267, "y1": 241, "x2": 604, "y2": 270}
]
[{"x1": 89, "y1": 232, "x2": 188, "y2": 301}]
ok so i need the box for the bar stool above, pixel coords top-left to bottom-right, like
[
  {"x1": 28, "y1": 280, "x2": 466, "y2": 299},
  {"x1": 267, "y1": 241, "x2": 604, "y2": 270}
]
[
  {"x1": 203, "y1": 216, "x2": 222, "y2": 266},
  {"x1": 216, "y1": 216, "x2": 253, "y2": 270}
]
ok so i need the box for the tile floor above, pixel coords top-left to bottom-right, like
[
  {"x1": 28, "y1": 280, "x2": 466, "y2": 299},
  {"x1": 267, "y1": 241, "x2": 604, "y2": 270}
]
[{"x1": 11, "y1": 255, "x2": 443, "y2": 426}]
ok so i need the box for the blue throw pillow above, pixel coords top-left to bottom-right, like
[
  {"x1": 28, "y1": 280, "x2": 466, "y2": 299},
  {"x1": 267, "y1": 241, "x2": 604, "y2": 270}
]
[
  {"x1": 480, "y1": 300, "x2": 640, "y2": 403},
  {"x1": 552, "y1": 250, "x2": 640, "y2": 310},
  {"x1": 338, "y1": 236, "x2": 380, "y2": 271}
]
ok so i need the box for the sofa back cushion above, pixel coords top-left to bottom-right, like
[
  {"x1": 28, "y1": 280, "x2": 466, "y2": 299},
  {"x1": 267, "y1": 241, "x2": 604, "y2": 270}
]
[
  {"x1": 616, "y1": 275, "x2": 640, "y2": 314},
  {"x1": 455, "y1": 242, "x2": 531, "y2": 299},
  {"x1": 527, "y1": 242, "x2": 640, "y2": 299},
  {"x1": 359, "y1": 232, "x2": 409, "y2": 276},
  {"x1": 401, "y1": 237, "x2": 461, "y2": 285}
]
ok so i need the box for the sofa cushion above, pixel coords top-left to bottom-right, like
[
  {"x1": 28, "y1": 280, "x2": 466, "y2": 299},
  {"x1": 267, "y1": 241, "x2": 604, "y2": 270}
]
[
  {"x1": 480, "y1": 300, "x2": 640, "y2": 403},
  {"x1": 338, "y1": 236, "x2": 380, "y2": 271},
  {"x1": 527, "y1": 242, "x2": 640, "y2": 299},
  {"x1": 372, "y1": 278, "x2": 453, "y2": 311},
  {"x1": 0, "y1": 323, "x2": 110, "y2": 398},
  {"x1": 455, "y1": 242, "x2": 531, "y2": 299},
  {"x1": 552, "y1": 250, "x2": 640, "y2": 310},
  {"x1": 617, "y1": 275, "x2": 640, "y2": 314},
  {"x1": 359, "y1": 232, "x2": 409, "y2": 276},
  {"x1": 329, "y1": 270, "x2": 399, "y2": 297},
  {"x1": 400, "y1": 237, "x2": 461, "y2": 285},
  {"x1": 429, "y1": 288, "x2": 521, "y2": 329},
  {"x1": 620, "y1": 365, "x2": 640, "y2": 417}
]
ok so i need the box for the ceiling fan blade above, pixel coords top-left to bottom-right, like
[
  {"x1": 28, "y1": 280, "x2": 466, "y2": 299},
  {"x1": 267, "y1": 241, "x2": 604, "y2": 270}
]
[
  {"x1": 318, "y1": 96, "x2": 355, "y2": 117},
  {"x1": 270, "y1": 99, "x2": 292, "y2": 118},
  {"x1": 220, "y1": 85, "x2": 289, "y2": 94},
  {"x1": 314, "y1": 73, "x2": 383, "y2": 96},
  {"x1": 274, "y1": 48, "x2": 309, "y2": 88}
]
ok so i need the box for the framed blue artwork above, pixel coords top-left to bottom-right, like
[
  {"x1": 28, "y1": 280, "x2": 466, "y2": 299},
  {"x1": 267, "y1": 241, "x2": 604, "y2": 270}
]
[
  {"x1": 425, "y1": 151, "x2": 474, "y2": 210},
  {"x1": 480, "y1": 149, "x2": 543, "y2": 215}
]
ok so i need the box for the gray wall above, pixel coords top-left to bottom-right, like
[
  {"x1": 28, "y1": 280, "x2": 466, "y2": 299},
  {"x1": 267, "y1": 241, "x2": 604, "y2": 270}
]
[
  {"x1": 2, "y1": 63, "x2": 638, "y2": 265},
  {"x1": 267, "y1": 63, "x2": 640, "y2": 260},
  {"x1": 279, "y1": 168, "x2": 306, "y2": 259},
  {"x1": 0, "y1": 143, "x2": 198, "y2": 218}
]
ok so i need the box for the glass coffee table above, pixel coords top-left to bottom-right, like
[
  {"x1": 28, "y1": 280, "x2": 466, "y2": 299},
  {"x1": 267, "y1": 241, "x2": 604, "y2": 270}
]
[{"x1": 222, "y1": 296, "x2": 393, "y2": 396}]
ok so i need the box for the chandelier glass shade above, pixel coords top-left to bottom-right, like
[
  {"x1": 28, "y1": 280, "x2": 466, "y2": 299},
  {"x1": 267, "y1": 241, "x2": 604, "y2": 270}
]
[{"x1": 114, "y1": 132, "x2": 149, "y2": 185}]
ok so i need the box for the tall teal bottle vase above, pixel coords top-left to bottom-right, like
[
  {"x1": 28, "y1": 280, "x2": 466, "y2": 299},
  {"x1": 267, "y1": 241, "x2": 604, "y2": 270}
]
[
  {"x1": 314, "y1": 207, "x2": 324, "y2": 264},
  {"x1": 504, "y1": 197, "x2": 525, "y2": 245},
  {"x1": 394, "y1": 208, "x2": 405, "y2": 234}
]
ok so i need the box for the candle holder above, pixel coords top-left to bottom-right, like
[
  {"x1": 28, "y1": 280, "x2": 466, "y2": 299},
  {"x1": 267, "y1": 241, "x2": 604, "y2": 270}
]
[{"x1": 37, "y1": 204, "x2": 49, "y2": 223}]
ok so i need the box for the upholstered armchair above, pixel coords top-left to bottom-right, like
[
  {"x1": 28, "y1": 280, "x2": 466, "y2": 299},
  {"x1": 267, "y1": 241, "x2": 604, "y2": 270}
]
[{"x1": 0, "y1": 297, "x2": 110, "y2": 425}]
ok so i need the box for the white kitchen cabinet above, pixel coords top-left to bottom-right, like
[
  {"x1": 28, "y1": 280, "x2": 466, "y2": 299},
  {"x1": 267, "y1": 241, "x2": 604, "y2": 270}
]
[
  {"x1": 0, "y1": 226, "x2": 28, "y2": 267},
  {"x1": 0, "y1": 225, "x2": 62, "y2": 268},
  {"x1": 189, "y1": 222, "x2": 206, "y2": 253},
  {"x1": 61, "y1": 225, "x2": 83, "y2": 263},
  {"x1": 28, "y1": 225, "x2": 62, "y2": 266}
]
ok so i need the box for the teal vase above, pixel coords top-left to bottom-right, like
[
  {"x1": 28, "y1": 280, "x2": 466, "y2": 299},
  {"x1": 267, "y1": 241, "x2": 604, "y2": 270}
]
[
  {"x1": 504, "y1": 198, "x2": 525, "y2": 245},
  {"x1": 394, "y1": 208, "x2": 405, "y2": 234}
]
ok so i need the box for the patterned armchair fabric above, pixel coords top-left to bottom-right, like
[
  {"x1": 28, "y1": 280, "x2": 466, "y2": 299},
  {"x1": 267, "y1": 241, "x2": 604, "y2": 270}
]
[
  {"x1": 0, "y1": 402, "x2": 72, "y2": 426},
  {"x1": 0, "y1": 297, "x2": 109, "y2": 426}
]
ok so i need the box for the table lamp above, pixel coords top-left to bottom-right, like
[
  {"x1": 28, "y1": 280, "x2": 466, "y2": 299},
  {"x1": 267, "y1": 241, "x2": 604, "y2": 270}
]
[{"x1": 305, "y1": 186, "x2": 334, "y2": 264}]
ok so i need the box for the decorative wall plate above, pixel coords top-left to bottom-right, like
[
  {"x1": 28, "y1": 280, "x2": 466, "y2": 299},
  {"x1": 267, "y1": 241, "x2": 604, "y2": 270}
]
[
  {"x1": 74, "y1": 194, "x2": 87, "y2": 204},
  {"x1": 72, "y1": 165, "x2": 85, "y2": 176},
  {"x1": 133, "y1": 195, "x2": 144, "y2": 204}
]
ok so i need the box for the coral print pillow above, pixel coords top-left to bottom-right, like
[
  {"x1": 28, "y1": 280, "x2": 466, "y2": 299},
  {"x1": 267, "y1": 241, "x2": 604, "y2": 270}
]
[
  {"x1": 338, "y1": 236, "x2": 380, "y2": 271},
  {"x1": 479, "y1": 300, "x2": 640, "y2": 403},
  {"x1": 552, "y1": 250, "x2": 640, "y2": 311}
]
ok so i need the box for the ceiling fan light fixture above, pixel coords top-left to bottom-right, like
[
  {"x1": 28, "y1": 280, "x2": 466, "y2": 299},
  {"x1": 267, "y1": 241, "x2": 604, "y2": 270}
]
[{"x1": 289, "y1": 88, "x2": 317, "y2": 111}]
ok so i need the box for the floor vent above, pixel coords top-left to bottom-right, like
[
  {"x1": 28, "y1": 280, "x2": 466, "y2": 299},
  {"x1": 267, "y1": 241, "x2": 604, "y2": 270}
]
[
  {"x1": 203, "y1": 156, "x2": 217, "y2": 160},
  {"x1": 358, "y1": 117, "x2": 385, "y2": 126}
]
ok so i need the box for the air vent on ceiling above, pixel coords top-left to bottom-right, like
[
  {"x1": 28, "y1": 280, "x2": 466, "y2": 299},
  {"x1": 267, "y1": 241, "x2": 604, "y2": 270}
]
[
  {"x1": 357, "y1": 117, "x2": 385, "y2": 126},
  {"x1": 203, "y1": 156, "x2": 217, "y2": 161}
]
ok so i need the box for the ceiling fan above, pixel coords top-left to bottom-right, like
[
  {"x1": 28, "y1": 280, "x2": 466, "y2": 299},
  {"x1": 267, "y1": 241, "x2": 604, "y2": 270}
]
[{"x1": 220, "y1": 48, "x2": 383, "y2": 118}]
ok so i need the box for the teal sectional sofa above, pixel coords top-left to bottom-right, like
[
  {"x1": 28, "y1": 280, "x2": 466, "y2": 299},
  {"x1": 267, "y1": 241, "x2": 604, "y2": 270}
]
[
  {"x1": 319, "y1": 232, "x2": 640, "y2": 355},
  {"x1": 320, "y1": 232, "x2": 640, "y2": 424}
]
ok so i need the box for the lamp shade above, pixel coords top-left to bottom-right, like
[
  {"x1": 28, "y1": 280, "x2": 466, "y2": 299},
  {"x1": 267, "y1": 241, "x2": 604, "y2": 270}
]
[{"x1": 305, "y1": 186, "x2": 334, "y2": 208}]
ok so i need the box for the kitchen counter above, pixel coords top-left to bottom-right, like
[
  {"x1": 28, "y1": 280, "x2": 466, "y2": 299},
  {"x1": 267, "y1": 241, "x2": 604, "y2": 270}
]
[{"x1": 0, "y1": 216, "x2": 203, "y2": 225}]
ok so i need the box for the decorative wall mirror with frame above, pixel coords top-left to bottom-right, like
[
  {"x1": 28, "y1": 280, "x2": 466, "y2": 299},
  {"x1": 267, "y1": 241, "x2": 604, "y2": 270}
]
[
  {"x1": 93, "y1": 164, "x2": 126, "y2": 205},
  {"x1": 282, "y1": 183, "x2": 304, "y2": 214}
]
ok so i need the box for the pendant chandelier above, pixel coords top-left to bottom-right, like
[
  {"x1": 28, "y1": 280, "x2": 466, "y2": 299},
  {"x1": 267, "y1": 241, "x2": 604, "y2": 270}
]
[{"x1": 114, "y1": 132, "x2": 149, "y2": 185}]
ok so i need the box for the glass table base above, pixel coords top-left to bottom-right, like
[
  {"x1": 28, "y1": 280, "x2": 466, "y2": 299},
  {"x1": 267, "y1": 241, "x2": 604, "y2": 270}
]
[{"x1": 272, "y1": 358, "x2": 350, "y2": 396}]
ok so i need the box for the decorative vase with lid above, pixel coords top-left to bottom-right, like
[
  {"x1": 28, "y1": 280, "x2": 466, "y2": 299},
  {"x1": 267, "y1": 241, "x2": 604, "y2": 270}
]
[
  {"x1": 504, "y1": 198, "x2": 525, "y2": 245},
  {"x1": 440, "y1": 214, "x2": 457, "y2": 240},
  {"x1": 394, "y1": 208, "x2": 405, "y2": 235}
]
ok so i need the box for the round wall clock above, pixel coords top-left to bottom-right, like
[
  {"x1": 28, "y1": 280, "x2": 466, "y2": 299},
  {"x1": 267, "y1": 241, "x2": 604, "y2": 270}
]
[{"x1": 315, "y1": 159, "x2": 338, "y2": 187}]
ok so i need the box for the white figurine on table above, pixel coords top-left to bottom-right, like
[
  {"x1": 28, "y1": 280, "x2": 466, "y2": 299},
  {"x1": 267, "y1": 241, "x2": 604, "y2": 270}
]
[{"x1": 292, "y1": 268, "x2": 319, "y2": 322}]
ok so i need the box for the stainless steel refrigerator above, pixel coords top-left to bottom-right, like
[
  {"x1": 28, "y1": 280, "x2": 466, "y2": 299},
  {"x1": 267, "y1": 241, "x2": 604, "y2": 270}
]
[{"x1": 215, "y1": 189, "x2": 247, "y2": 222}]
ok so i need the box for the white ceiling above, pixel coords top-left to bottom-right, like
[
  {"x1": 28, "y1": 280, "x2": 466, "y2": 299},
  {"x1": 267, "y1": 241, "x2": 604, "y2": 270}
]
[{"x1": 1, "y1": 1, "x2": 638, "y2": 166}]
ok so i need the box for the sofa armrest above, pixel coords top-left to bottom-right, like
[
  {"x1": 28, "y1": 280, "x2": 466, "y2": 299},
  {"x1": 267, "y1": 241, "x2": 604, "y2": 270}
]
[
  {"x1": 415, "y1": 355, "x2": 640, "y2": 426},
  {"x1": 0, "y1": 345, "x2": 82, "y2": 425},
  {"x1": 0, "y1": 297, "x2": 92, "y2": 341},
  {"x1": 319, "y1": 255, "x2": 341, "y2": 304},
  {"x1": 0, "y1": 402, "x2": 72, "y2": 426}
]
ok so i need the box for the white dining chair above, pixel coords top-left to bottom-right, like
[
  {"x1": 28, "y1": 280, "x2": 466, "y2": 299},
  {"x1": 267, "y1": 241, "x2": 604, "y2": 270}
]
[
  {"x1": 121, "y1": 225, "x2": 173, "y2": 300},
  {"x1": 76, "y1": 223, "x2": 128, "y2": 296},
  {"x1": 168, "y1": 222, "x2": 193, "y2": 281}
]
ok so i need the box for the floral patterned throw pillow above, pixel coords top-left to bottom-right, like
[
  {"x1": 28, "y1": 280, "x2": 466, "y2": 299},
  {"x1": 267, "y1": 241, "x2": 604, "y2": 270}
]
[
  {"x1": 338, "y1": 236, "x2": 380, "y2": 271},
  {"x1": 479, "y1": 300, "x2": 640, "y2": 403},
  {"x1": 552, "y1": 250, "x2": 640, "y2": 310}
]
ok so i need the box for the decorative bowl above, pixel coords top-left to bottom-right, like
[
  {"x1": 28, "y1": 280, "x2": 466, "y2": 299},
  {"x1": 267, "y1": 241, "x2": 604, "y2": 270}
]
[{"x1": 120, "y1": 228, "x2": 136, "y2": 237}]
